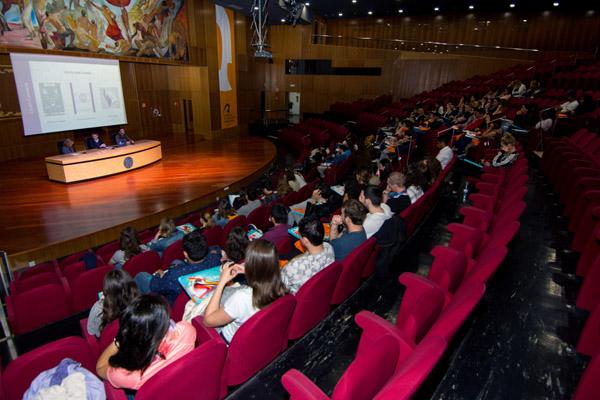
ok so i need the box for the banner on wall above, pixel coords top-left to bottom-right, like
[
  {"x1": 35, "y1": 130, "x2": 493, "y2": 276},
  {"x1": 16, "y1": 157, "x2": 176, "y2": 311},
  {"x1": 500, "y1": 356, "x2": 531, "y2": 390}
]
[{"x1": 215, "y1": 4, "x2": 238, "y2": 129}]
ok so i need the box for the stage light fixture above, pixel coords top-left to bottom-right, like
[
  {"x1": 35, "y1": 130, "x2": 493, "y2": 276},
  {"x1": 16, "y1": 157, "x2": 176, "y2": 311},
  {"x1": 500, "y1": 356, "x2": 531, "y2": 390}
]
[
  {"x1": 509, "y1": 3, "x2": 515, "y2": 8},
  {"x1": 398, "y1": 9, "x2": 404, "y2": 13},
  {"x1": 434, "y1": 7, "x2": 439, "y2": 11},
  {"x1": 469, "y1": 5, "x2": 474, "y2": 10},
  {"x1": 368, "y1": 11, "x2": 373, "y2": 15},
  {"x1": 553, "y1": 2, "x2": 559, "y2": 6},
  {"x1": 338, "y1": 12, "x2": 343, "y2": 16}
]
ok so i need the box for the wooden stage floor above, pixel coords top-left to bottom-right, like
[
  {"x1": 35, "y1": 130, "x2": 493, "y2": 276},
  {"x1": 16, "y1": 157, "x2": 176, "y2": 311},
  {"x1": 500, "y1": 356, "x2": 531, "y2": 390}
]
[{"x1": 0, "y1": 136, "x2": 276, "y2": 268}]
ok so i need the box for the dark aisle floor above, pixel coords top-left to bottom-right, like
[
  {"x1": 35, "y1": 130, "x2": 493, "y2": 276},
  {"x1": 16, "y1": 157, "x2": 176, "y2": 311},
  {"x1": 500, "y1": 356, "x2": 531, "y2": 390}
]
[{"x1": 431, "y1": 163, "x2": 589, "y2": 400}]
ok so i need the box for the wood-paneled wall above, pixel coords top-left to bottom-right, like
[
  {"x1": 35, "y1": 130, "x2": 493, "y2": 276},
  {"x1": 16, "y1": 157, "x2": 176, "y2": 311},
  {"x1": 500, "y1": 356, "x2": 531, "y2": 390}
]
[
  {"x1": 318, "y1": 11, "x2": 600, "y2": 54},
  {"x1": 240, "y1": 24, "x2": 529, "y2": 117}
]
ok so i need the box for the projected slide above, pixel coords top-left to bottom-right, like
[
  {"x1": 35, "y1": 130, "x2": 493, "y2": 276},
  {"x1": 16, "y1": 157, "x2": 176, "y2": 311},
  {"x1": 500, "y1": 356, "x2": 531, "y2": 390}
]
[{"x1": 10, "y1": 53, "x2": 128, "y2": 136}]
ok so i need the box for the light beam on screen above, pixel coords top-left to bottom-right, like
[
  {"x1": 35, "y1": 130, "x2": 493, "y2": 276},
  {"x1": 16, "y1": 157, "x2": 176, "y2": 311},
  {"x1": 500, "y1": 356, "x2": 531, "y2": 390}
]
[{"x1": 9, "y1": 53, "x2": 128, "y2": 136}]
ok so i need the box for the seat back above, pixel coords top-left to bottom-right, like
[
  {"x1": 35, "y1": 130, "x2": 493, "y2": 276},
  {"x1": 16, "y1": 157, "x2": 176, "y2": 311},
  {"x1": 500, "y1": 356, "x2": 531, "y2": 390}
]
[
  {"x1": 123, "y1": 339, "x2": 227, "y2": 400},
  {"x1": 428, "y1": 246, "x2": 468, "y2": 293},
  {"x1": 331, "y1": 237, "x2": 376, "y2": 305},
  {"x1": 7, "y1": 282, "x2": 72, "y2": 335},
  {"x1": 426, "y1": 281, "x2": 486, "y2": 343},
  {"x1": 224, "y1": 295, "x2": 296, "y2": 387},
  {"x1": 162, "y1": 239, "x2": 184, "y2": 269},
  {"x1": 331, "y1": 335, "x2": 401, "y2": 400},
  {"x1": 246, "y1": 205, "x2": 266, "y2": 229},
  {"x1": 202, "y1": 226, "x2": 224, "y2": 247},
  {"x1": 222, "y1": 216, "x2": 248, "y2": 246},
  {"x1": 577, "y1": 303, "x2": 600, "y2": 357},
  {"x1": 396, "y1": 276, "x2": 446, "y2": 346},
  {"x1": 123, "y1": 251, "x2": 161, "y2": 277},
  {"x1": 374, "y1": 336, "x2": 448, "y2": 400},
  {"x1": 448, "y1": 224, "x2": 484, "y2": 259},
  {"x1": 573, "y1": 352, "x2": 600, "y2": 400},
  {"x1": 16, "y1": 260, "x2": 58, "y2": 281},
  {"x1": 58, "y1": 250, "x2": 91, "y2": 268},
  {"x1": 96, "y1": 240, "x2": 120, "y2": 264},
  {"x1": 62, "y1": 261, "x2": 87, "y2": 283},
  {"x1": 10, "y1": 272, "x2": 61, "y2": 295},
  {"x1": 171, "y1": 291, "x2": 189, "y2": 322},
  {"x1": 288, "y1": 262, "x2": 342, "y2": 340},
  {"x1": 274, "y1": 235, "x2": 293, "y2": 255},
  {"x1": 2, "y1": 336, "x2": 95, "y2": 400},
  {"x1": 463, "y1": 246, "x2": 508, "y2": 285},
  {"x1": 71, "y1": 266, "x2": 112, "y2": 313}
]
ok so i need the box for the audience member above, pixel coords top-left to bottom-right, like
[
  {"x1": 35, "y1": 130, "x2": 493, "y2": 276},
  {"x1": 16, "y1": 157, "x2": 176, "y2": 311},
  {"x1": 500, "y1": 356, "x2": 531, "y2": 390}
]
[
  {"x1": 281, "y1": 218, "x2": 335, "y2": 294},
  {"x1": 134, "y1": 230, "x2": 221, "y2": 304},
  {"x1": 110, "y1": 227, "x2": 149, "y2": 269},
  {"x1": 360, "y1": 186, "x2": 393, "y2": 239},
  {"x1": 330, "y1": 199, "x2": 368, "y2": 261},
  {"x1": 277, "y1": 175, "x2": 293, "y2": 197},
  {"x1": 384, "y1": 172, "x2": 412, "y2": 214},
  {"x1": 213, "y1": 198, "x2": 236, "y2": 227},
  {"x1": 147, "y1": 218, "x2": 184, "y2": 256},
  {"x1": 87, "y1": 269, "x2": 139, "y2": 338},
  {"x1": 488, "y1": 133, "x2": 519, "y2": 168},
  {"x1": 405, "y1": 165, "x2": 426, "y2": 203},
  {"x1": 223, "y1": 226, "x2": 249, "y2": 264},
  {"x1": 96, "y1": 294, "x2": 196, "y2": 390},
  {"x1": 262, "y1": 204, "x2": 291, "y2": 244},
  {"x1": 237, "y1": 188, "x2": 262, "y2": 216},
  {"x1": 287, "y1": 169, "x2": 307, "y2": 192},
  {"x1": 203, "y1": 240, "x2": 288, "y2": 343},
  {"x1": 435, "y1": 135, "x2": 453, "y2": 169},
  {"x1": 558, "y1": 90, "x2": 579, "y2": 115},
  {"x1": 534, "y1": 109, "x2": 555, "y2": 132},
  {"x1": 61, "y1": 138, "x2": 75, "y2": 154},
  {"x1": 511, "y1": 80, "x2": 527, "y2": 97},
  {"x1": 304, "y1": 182, "x2": 342, "y2": 221}
]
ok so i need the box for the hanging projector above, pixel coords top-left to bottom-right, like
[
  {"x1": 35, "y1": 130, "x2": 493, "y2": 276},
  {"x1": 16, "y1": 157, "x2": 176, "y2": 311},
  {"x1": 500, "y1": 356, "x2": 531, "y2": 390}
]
[{"x1": 251, "y1": 0, "x2": 272, "y2": 58}]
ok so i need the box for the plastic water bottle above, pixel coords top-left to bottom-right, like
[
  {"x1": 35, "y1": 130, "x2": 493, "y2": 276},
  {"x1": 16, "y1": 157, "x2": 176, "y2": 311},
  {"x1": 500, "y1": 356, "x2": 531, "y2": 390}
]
[{"x1": 462, "y1": 182, "x2": 469, "y2": 203}]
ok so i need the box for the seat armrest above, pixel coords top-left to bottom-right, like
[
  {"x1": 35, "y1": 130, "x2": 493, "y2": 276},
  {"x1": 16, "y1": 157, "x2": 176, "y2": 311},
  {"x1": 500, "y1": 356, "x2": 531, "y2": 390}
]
[
  {"x1": 104, "y1": 382, "x2": 128, "y2": 400},
  {"x1": 191, "y1": 315, "x2": 225, "y2": 347},
  {"x1": 281, "y1": 369, "x2": 330, "y2": 400}
]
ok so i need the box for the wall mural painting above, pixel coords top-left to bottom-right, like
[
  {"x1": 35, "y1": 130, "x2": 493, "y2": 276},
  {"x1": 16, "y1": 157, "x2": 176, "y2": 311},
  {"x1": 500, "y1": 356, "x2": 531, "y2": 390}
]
[{"x1": 0, "y1": 0, "x2": 188, "y2": 60}]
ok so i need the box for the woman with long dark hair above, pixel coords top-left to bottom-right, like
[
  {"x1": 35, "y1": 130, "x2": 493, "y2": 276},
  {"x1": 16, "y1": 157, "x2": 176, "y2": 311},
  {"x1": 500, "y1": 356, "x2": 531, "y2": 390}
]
[
  {"x1": 109, "y1": 226, "x2": 149, "y2": 268},
  {"x1": 96, "y1": 294, "x2": 196, "y2": 390},
  {"x1": 87, "y1": 269, "x2": 140, "y2": 337},
  {"x1": 204, "y1": 239, "x2": 288, "y2": 343}
]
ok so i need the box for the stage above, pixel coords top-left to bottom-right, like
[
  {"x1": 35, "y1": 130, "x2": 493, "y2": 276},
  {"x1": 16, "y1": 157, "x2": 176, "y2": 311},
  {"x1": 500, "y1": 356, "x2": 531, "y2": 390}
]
[{"x1": 0, "y1": 136, "x2": 277, "y2": 269}]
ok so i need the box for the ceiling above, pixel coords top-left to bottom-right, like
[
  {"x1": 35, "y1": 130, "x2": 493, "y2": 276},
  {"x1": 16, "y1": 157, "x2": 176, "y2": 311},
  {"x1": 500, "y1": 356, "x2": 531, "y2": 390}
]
[{"x1": 215, "y1": 0, "x2": 597, "y2": 24}]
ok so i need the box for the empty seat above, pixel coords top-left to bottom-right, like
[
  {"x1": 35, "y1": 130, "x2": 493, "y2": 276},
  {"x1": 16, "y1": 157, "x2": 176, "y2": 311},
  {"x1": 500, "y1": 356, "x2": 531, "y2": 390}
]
[
  {"x1": 573, "y1": 352, "x2": 600, "y2": 400},
  {"x1": 282, "y1": 334, "x2": 401, "y2": 400},
  {"x1": 161, "y1": 239, "x2": 184, "y2": 269},
  {"x1": 331, "y1": 237, "x2": 376, "y2": 305},
  {"x1": 14, "y1": 260, "x2": 58, "y2": 281},
  {"x1": 7, "y1": 280, "x2": 73, "y2": 335},
  {"x1": 9, "y1": 272, "x2": 61, "y2": 295}
]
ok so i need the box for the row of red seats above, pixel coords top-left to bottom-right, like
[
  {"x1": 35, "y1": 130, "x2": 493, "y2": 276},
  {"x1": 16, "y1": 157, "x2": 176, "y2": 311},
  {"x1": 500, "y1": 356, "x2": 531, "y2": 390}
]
[
  {"x1": 280, "y1": 152, "x2": 528, "y2": 399},
  {"x1": 538, "y1": 128, "x2": 600, "y2": 399}
]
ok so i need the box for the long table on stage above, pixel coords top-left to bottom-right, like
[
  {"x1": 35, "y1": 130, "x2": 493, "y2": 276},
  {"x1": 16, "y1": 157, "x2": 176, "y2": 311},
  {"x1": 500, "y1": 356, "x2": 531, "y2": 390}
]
[{"x1": 45, "y1": 140, "x2": 162, "y2": 183}]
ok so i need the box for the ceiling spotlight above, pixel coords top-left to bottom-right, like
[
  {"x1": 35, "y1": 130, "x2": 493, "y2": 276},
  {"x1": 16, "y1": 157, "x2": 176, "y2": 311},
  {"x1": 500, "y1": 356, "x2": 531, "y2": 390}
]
[
  {"x1": 368, "y1": 11, "x2": 373, "y2": 15},
  {"x1": 281, "y1": 18, "x2": 286, "y2": 22},
  {"x1": 553, "y1": 2, "x2": 559, "y2": 6},
  {"x1": 434, "y1": 7, "x2": 439, "y2": 11},
  {"x1": 253, "y1": 6, "x2": 259, "y2": 10},
  {"x1": 522, "y1": 19, "x2": 527, "y2": 22},
  {"x1": 398, "y1": 9, "x2": 404, "y2": 13},
  {"x1": 469, "y1": 5, "x2": 474, "y2": 10},
  {"x1": 352, "y1": 0, "x2": 357, "y2": 3},
  {"x1": 338, "y1": 12, "x2": 343, "y2": 16},
  {"x1": 305, "y1": 2, "x2": 309, "y2": 5},
  {"x1": 509, "y1": 3, "x2": 515, "y2": 8}
]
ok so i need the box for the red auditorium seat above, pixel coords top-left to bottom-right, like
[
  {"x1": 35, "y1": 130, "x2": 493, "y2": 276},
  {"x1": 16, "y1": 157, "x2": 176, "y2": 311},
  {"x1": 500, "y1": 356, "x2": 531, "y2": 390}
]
[
  {"x1": 576, "y1": 304, "x2": 600, "y2": 357},
  {"x1": 463, "y1": 246, "x2": 509, "y2": 285},
  {"x1": 9, "y1": 271, "x2": 61, "y2": 295},
  {"x1": 428, "y1": 246, "x2": 468, "y2": 293},
  {"x1": 447, "y1": 223, "x2": 484, "y2": 259},
  {"x1": 171, "y1": 291, "x2": 189, "y2": 322},
  {"x1": 80, "y1": 318, "x2": 119, "y2": 359},
  {"x1": 122, "y1": 251, "x2": 161, "y2": 277},
  {"x1": 573, "y1": 353, "x2": 600, "y2": 400},
  {"x1": 246, "y1": 205, "x2": 266, "y2": 230},
  {"x1": 193, "y1": 294, "x2": 296, "y2": 397},
  {"x1": 331, "y1": 237, "x2": 376, "y2": 305},
  {"x1": 1, "y1": 336, "x2": 95, "y2": 400},
  {"x1": 7, "y1": 280, "x2": 73, "y2": 335},
  {"x1": 355, "y1": 273, "x2": 445, "y2": 350},
  {"x1": 373, "y1": 336, "x2": 448, "y2": 400},
  {"x1": 14, "y1": 260, "x2": 59, "y2": 281},
  {"x1": 282, "y1": 335, "x2": 401, "y2": 400},
  {"x1": 58, "y1": 249, "x2": 92, "y2": 268},
  {"x1": 202, "y1": 225, "x2": 224, "y2": 247},
  {"x1": 274, "y1": 235, "x2": 293, "y2": 255},
  {"x1": 161, "y1": 239, "x2": 184, "y2": 269},
  {"x1": 70, "y1": 266, "x2": 113, "y2": 313},
  {"x1": 288, "y1": 262, "x2": 342, "y2": 340},
  {"x1": 104, "y1": 339, "x2": 227, "y2": 400},
  {"x1": 96, "y1": 240, "x2": 120, "y2": 264}
]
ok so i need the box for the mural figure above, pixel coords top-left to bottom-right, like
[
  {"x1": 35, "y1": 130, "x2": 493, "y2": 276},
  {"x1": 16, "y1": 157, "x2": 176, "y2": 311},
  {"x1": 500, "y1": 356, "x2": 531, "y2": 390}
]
[{"x1": 0, "y1": 0, "x2": 188, "y2": 60}]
